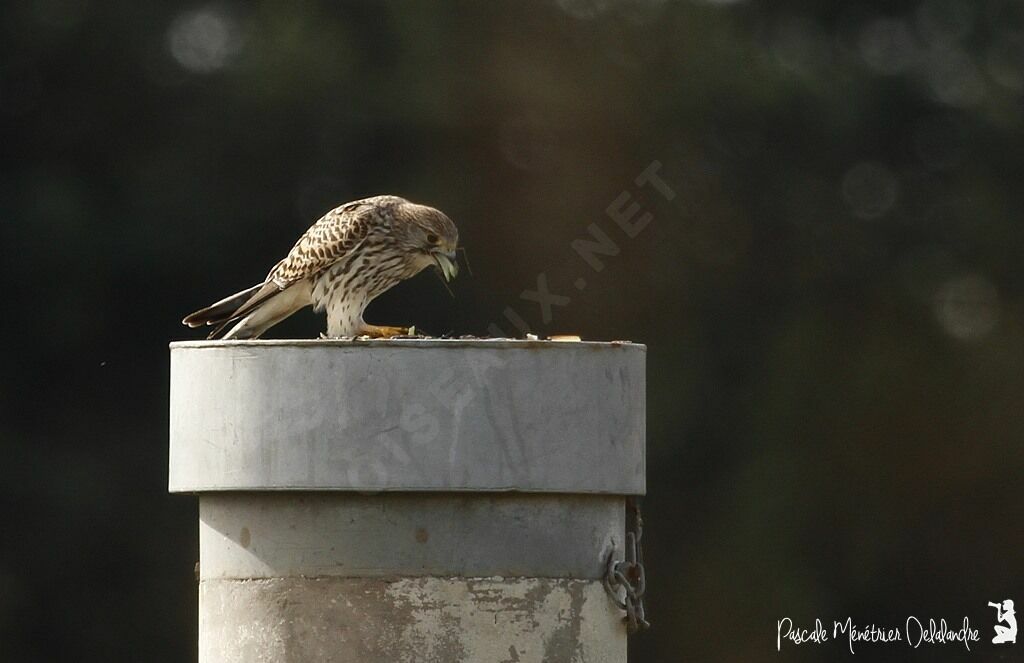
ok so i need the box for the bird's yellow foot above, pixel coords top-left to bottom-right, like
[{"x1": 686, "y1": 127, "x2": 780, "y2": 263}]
[{"x1": 359, "y1": 324, "x2": 413, "y2": 338}]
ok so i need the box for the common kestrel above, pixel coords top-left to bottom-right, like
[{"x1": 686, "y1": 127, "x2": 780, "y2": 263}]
[{"x1": 182, "y1": 195, "x2": 459, "y2": 339}]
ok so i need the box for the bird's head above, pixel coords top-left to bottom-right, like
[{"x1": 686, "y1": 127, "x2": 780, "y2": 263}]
[{"x1": 395, "y1": 200, "x2": 460, "y2": 282}]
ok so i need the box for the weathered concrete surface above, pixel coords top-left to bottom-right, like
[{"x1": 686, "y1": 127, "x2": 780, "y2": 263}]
[
  {"x1": 200, "y1": 493, "x2": 622, "y2": 580},
  {"x1": 169, "y1": 340, "x2": 645, "y2": 494},
  {"x1": 200, "y1": 576, "x2": 625, "y2": 663}
]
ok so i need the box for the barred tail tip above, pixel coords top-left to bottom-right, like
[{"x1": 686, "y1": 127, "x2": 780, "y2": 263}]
[{"x1": 181, "y1": 283, "x2": 263, "y2": 328}]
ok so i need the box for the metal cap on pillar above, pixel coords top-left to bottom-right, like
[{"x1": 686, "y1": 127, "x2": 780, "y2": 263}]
[{"x1": 169, "y1": 339, "x2": 646, "y2": 663}]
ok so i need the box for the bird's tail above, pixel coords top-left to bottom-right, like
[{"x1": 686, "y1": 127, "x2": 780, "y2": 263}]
[
  {"x1": 182, "y1": 281, "x2": 309, "y2": 339},
  {"x1": 182, "y1": 284, "x2": 262, "y2": 328},
  {"x1": 182, "y1": 282, "x2": 282, "y2": 339}
]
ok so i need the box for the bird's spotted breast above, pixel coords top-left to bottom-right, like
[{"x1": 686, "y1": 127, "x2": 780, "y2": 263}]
[{"x1": 311, "y1": 236, "x2": 414, "y2": 336}]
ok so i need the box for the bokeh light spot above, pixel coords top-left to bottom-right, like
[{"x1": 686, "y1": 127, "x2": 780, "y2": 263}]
[
  {"x1": 934, "y1": 274, "x2": 999, "y2": 341},
  {"x1": 987, "y1": 31, "x2": 1024, "y2": 92},
  {"x1": 555, "y1": 0, "x2": 614, "y2": 20},
  {"x1": 924, "y1": 48, "x2": 986, "y2": 107},
  {"x1": 166, "y1": 7, "x2": 243, "y2": 74},
  {"x1": 858, "y1": 18, "x2": 918, "y2": 75},
  {"x1": 771, "y1": 17, "x2": 832, "y2": 77},
  {"x1": 498, "y1": 115, "x2": 561, "y2": 172},
  {"x1": 841, "y1": 161, "x2": 899, "y2": 219},
  {"x1": 915, "y1": 0, "x2": 974, "y2": 46}
]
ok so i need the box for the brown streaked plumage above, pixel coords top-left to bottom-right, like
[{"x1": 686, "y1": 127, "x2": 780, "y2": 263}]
[{"x1": 182, "y1": 195, "x2": 459, "y2": 339}]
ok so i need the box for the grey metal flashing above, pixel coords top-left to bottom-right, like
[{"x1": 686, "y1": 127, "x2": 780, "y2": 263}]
[{"x1": 169, "y1": 340, "x2": 646, "y2": 494}]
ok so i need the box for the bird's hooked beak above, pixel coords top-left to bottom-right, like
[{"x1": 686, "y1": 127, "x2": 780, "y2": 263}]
[{"x1": 432, "y1": 250, "x2": 459, "y2": 282}]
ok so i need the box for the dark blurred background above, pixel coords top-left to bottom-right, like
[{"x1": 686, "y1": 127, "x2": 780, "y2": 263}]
[{"x1": 2, "y1": 0, "x2": 1023, "y2": 660}]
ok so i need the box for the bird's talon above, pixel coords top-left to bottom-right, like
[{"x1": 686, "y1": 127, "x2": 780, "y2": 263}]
[{"x1": 358, "y1": 324, "x2": 412, "y2": 339}]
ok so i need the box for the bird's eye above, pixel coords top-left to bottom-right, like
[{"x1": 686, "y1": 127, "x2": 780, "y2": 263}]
[{"x1": 426, "y1": 233, "x2": 439, "y2": 244}]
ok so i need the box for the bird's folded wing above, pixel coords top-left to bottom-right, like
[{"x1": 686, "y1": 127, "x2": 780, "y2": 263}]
[{"x1": 268, "y1": 200, "x2": 377, "y2": 288}]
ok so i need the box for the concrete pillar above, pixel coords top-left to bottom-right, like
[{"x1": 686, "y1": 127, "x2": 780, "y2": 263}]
[{"x1": 169, "y1": 339, "x2": 646, "y2": 663}]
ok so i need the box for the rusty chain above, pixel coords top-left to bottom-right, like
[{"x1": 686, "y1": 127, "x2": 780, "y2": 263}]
[{"x1": 603, "y1": 497, "x2": 650, "y2": 634}]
